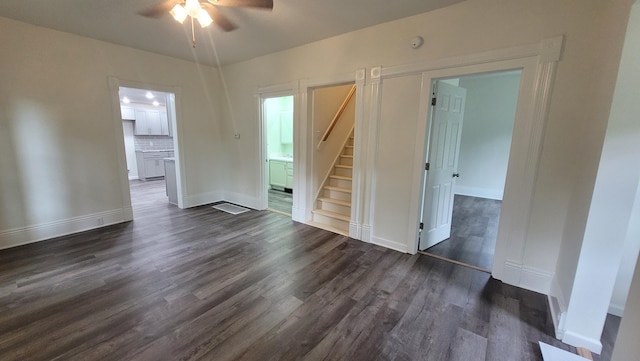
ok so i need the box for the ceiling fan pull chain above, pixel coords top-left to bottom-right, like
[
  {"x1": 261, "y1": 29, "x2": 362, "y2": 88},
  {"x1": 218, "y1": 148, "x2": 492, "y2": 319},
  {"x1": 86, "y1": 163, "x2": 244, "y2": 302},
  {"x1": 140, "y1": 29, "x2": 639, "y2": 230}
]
[{"x1": 191, "y1": 17, "x2": 196, "y2": 48}]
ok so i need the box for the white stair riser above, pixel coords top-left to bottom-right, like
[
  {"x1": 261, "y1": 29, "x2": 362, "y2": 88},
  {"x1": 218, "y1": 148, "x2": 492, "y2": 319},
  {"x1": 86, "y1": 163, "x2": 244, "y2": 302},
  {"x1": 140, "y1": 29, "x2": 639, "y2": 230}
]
[
  {"x1": 318, "y1": 200, "x2": 351, "y2": 216},
  {"x1": 339, "y1": 157, "x2": 353, "y2": 166},
  {"x1": 324, "y1": 188, "x2": 351, "y2": 201},
  {"x1": 330, "y1": 178, "x2": 352, "y2": 189},
  {"x1": 343, "y1": 147, "x2": 354, "y2": 156},
  {"x1": 313, "y1": 212, "x2": 349, "y2": 231},
  {"x1": 334, "y1": 167, "x2": 352, "y2": 177}
]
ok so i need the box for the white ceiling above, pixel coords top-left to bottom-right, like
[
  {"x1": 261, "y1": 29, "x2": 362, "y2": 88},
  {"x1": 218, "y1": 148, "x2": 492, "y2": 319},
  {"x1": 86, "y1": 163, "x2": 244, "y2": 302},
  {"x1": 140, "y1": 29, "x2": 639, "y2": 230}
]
[{"x1": 0, "y1": 0, "x2": 465, "y2": 67}]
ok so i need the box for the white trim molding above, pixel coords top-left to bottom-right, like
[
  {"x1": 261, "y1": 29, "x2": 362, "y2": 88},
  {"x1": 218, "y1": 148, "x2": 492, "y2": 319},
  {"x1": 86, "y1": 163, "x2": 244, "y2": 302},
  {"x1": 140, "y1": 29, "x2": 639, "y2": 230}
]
[
  {"x1": 256, "y1": 81, "x2": 299, "y2": 217},
  {"x1": 369, "y1": 36, "x2": 563, "y2": 271},
  {"x1": 361, "y1": 66, "x2": 382, "y2": 246},
  {"x1": 364, "y1": 36, "x2": 564, "y2": 309},
  {"x1": 562, "y1": 331, "x2": 603, "y2": 355},
  {"x1": 0, "y1": 208, "x2": 133, "y2": 251},
  {"x1": 183, "y1": 191, "x2": 224, "y2": 208},
  {"x1": 371, "y1": 236, "x2": 409, "y2": 253},
  {"x1": 349, "y1": 68, "x2": 367, "y2": 240},
  {"x1": 549, "y1": 274, "x2": 568, "y2": 339},
  {"x1": 300, "y1": 70, "x2": 363, "y2": 231}
]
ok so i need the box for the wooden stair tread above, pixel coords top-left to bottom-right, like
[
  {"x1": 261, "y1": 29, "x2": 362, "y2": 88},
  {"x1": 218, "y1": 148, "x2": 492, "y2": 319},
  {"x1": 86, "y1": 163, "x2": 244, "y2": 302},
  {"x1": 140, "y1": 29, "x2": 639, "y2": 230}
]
[
  {"x1": 318, "y1": 197, "x2": 351, "y2": 207},
  {"x1": 324, "y1": 185, "x2": 352, "y2": 193},
  {"x1": 312, "y1": 209, "x2": 350, "y2": 221},
  {"x1": 340, "y1": 155, "x2": 353, "y2": 158},
  {"x1": 330, "y1": 175, "x2": 352, "y2": 181},
  {"x1": 335, "y1": 164, "x2": 352, "y2": 169}
]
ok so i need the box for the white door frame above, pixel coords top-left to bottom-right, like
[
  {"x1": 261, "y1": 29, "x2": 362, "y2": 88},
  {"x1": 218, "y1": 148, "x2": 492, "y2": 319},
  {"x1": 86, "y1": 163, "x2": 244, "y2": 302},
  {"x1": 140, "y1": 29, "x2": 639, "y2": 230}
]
[
  {"x1": 108, "y1": 77, "x2": 185, "y2": 212},
  {"x1": 366, "y1": 36, "x2": 563, "y2": 287},
  {"x1": 299, "y1": 70, "x2": 366, "y2": 238},
  {"x1": 256, "y1": 81, "x2": 299, "y2": 213}
]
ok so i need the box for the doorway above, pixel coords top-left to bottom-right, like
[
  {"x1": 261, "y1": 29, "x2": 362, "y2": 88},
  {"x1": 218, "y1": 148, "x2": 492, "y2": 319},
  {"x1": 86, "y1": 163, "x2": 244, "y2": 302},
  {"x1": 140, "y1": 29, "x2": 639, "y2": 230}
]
[
  {"x1": 419, "y1": 70, "x2": 522, "y2": 271},
  {"x1": 117, "y1": 86, "x2": 180, "y2": 212},
  {"x1": 263, "y1": 95, "x2": 294, "y2": 216}
]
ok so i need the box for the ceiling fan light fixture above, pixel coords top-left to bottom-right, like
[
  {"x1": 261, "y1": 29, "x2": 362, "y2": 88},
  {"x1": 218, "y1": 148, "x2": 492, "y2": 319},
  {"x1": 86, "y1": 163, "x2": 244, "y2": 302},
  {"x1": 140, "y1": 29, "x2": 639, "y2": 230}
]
[
  {"x1": 170, "y1": 4, "x2": 188, "y2": 23},
  {"x1": 197, "y1": 9, "x2": 213, "y2": 27},
  {"x1": 185, "y1": 0, "x2": 201, "y2": 17}
]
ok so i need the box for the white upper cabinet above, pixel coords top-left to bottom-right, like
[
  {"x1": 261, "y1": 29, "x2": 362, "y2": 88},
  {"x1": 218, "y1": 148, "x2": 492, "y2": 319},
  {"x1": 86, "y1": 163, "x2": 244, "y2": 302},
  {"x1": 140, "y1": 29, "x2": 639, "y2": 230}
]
[
  {"x1": 134, "y1": 108, "x2": 169, "y2": 136},
  {"x1": 121, "y1": 106, "x2": 135, "y2": 120}
]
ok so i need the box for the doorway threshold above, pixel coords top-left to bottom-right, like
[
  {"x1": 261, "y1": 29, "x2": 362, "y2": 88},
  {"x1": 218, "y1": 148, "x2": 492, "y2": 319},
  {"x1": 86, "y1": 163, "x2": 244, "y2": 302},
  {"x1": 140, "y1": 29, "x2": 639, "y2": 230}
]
[
  {"x1": 418, "y1": 251, "x2": 491, "y2": 274},
  {"x1": 267, "y1": 208, "x2": 292, "y2": 217}
]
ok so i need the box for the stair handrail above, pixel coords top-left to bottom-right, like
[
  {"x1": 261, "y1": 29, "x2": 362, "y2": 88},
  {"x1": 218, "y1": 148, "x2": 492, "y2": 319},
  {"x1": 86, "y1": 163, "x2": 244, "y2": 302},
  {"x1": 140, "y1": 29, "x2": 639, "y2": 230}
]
[{"x1": 317, "y1": 85, "x2": 356, "y2": 150}]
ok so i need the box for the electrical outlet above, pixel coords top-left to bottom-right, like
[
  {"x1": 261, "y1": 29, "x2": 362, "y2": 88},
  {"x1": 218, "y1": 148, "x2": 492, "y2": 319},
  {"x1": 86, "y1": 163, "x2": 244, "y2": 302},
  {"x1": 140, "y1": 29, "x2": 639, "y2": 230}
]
[{"x1": 234, "y1": 133, "x2": 240, "y2": 139}]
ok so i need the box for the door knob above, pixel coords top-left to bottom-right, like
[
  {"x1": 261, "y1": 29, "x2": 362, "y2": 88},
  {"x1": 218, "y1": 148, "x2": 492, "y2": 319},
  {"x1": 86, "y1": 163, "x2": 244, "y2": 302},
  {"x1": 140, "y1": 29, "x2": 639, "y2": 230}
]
[{"x1": 452, "y1": 173, "x2": 460, "y2": 178}]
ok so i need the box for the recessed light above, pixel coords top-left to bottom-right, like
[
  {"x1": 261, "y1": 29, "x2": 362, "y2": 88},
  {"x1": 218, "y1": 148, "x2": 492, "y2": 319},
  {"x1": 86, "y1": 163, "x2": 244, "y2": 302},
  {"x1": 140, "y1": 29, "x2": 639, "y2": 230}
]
[
  {"x1": 122, "y1": 97, "x2": 130, "y2": 104},
  {"x1": 153, "y1": 100, "x2": 160, "y2": 106},
  {"x1": 145, "y1": 91, "x2": 154, "y2": 99}
]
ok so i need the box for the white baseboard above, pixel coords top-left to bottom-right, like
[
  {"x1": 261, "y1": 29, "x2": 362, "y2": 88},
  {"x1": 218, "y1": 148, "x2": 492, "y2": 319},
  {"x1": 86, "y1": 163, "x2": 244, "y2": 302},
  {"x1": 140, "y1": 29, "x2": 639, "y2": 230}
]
[
  {"x1": 183, "y1": 191, "x2": 224, "y2": 208},
  {"x1": 454, "y1": 186, "x2": 503, "y2": 200},
  {"x1": 503, "y1": 260, "x2": 553, "y2": 294},
  {"x1": 0, "y1": 207, "x2": 133, "y2": 251},
  {"x1": 562, "y1": 330, "x2": 603, "y2": 355},
  {"x1": 291, "y1": 206, "x2": 307, "y2": 223},
  {"x1": 371, "y1": 236, "x2": 409, "y2": 253},
  {"x1": 223, "y1": 191, "x2": 260, "y2": 210},
  {"x1": 608, "y1": 303, "x2": 624, "y2": 317},
  {"x1": 361, "y1": 225, "x2": 372, "y2": 243},
  {"x1": 349, "y1": 222, "x2": 361, "y2": 240},
  {"x1": 548, "y1": 274, "x2": 568, "y2": 339}
]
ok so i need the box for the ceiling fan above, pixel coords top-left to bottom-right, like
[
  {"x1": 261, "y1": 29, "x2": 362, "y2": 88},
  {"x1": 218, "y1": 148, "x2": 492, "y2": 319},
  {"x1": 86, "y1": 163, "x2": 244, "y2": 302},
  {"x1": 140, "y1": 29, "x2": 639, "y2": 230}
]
[{"x1": 140, "y1": 0, "x2": 273, "y2": 47}]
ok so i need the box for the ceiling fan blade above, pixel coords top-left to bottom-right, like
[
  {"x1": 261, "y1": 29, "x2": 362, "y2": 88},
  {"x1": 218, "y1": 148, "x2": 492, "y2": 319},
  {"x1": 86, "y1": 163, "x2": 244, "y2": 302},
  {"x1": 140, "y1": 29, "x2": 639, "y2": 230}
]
[
  {"x1": 139, "y1": 0, "x2": 182, "y2": 18},
  {"x1": 202, "y1": 3, "x2": 238, "y2": 32},
  {"x1": 207, "y1": 0, "x2": 273, "y2": 10}
]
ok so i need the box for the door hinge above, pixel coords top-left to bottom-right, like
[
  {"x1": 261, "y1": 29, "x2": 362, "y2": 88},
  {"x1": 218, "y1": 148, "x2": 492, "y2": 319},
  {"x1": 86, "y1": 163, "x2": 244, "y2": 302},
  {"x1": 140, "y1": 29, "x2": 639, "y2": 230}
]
[
  {"x1": 419, "y1": 222, "x2": 424, "y2": 230},
  {"x1": 425, "y1": 162, "x2": 430, "y2": 171},
  {"x1": 431, "y1": 97, "x2": 436, "y2": 106}
]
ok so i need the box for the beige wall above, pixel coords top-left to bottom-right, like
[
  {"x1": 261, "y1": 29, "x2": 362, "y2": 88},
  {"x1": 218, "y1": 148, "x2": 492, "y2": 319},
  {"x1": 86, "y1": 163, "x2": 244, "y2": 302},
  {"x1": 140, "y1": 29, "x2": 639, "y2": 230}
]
[
  {"x1": 219, "y1": 0, "x2": 631, "y2": 281},
  {"x1": 0, "y1": 17, "x2": 226, "y2": 247}
]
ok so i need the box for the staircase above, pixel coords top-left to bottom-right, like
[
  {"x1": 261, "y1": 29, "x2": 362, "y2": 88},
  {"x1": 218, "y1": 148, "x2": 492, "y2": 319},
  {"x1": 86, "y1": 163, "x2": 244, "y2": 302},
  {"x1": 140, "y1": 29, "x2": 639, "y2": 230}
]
[{"x1": 311, "y1": 130, "x2": 354, "y2": 235}]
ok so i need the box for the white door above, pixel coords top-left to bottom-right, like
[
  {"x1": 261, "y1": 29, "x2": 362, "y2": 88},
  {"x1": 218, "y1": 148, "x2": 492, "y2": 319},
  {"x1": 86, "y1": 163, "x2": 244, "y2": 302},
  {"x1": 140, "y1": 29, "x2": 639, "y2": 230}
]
[{"x1": 419, "y1": 81, "x2": 466, "y2": 250}]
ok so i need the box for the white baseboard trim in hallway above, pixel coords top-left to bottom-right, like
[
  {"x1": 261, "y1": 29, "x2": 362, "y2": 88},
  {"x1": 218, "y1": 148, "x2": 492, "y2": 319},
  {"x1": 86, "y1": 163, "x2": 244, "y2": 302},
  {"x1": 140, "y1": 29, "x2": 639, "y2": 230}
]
[{"x1": 0, "y1": 207, "x2": 133, "y2": 250}]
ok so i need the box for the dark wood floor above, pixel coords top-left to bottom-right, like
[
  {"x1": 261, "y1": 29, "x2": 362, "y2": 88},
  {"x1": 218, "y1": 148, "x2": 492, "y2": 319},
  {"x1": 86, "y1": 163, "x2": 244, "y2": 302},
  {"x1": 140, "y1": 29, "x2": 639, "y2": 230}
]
[
  {"x1": 426, "y1": 195, "x2": 501, "y2": 271},
  {"x1": 129, "y1": 179, "x2": 170, "y2": 210},
  {"x1": 0, "y1": 186, "x2": 617, "y2": 360},
  {"x1": 268, "y1": 188, "x2": 293, "y2": 215}
]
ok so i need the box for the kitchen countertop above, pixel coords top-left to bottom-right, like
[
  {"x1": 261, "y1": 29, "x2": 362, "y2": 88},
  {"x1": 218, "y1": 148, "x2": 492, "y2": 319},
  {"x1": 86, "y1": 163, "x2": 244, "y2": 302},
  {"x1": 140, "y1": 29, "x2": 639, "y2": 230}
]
[
  {"x1": 269, "y1": 156, "x2": 293, "y2": 162},
  {"x1": 135, "y1": 149, "x2": 175, "y2": 153}
]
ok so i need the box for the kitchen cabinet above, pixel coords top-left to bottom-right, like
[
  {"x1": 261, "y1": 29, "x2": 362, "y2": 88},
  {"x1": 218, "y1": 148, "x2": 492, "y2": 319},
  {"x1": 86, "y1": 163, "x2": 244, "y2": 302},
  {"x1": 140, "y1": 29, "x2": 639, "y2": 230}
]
[
  {"x1": 161, "y1": 112, "x2": 171, "y2": 137},
  {"x1": 136, "y1": 151, "x2": 174, "y2": 180},
  {"x1": 285, "y1": 161, "x2": 293, "y2": 189},
  {"x1": 269, "y1": 160, "x2": 287, "y2": 190},
  {"x1": 269, "y1": 159, "x2": 293, "y2": 190},
  {"x1": 134, "y1": 109, "x2": 169, "y2": 136},
  {"x1": 121, "y1": 106, "x2": 135, "y2": 120}
]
